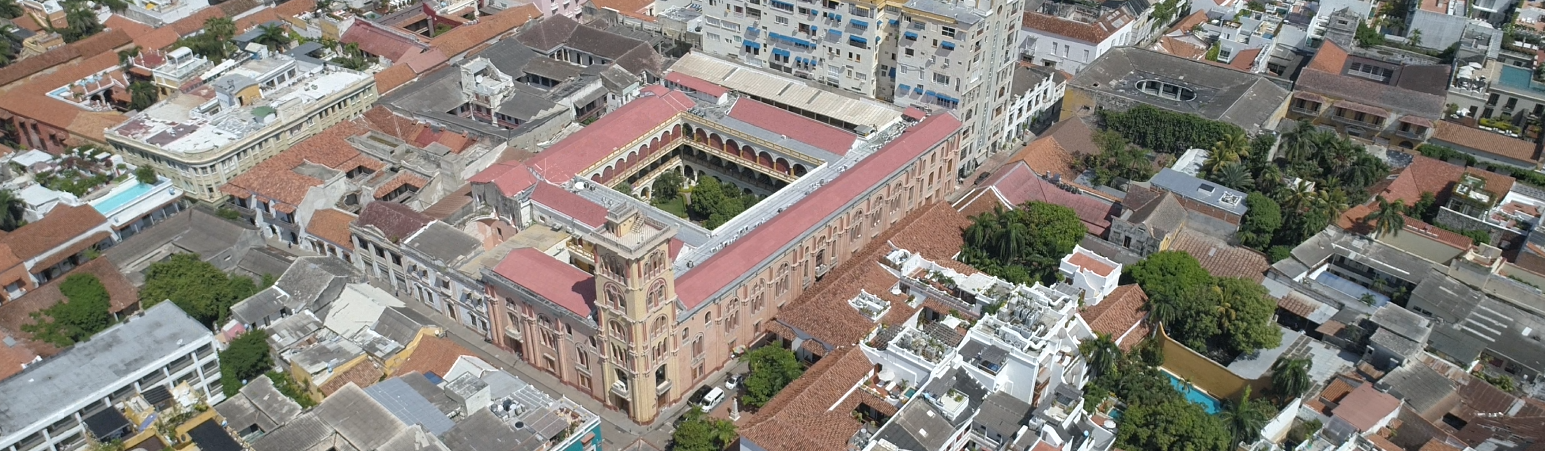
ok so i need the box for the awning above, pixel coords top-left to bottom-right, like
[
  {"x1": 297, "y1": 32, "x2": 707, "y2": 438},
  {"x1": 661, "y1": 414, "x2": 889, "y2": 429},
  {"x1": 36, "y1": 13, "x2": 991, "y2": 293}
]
[
  {"x1": 849, "y1": 35, "x2": 868, "y2": 44},
  {"x1": 850, "y1": 19, "x2": 869, "y2": 28},
  {"x1": 1398, "y1": 115, "x2": 1434, "y2": 128},
  {"x1": 1333, "y1": 99, "x2": 1390, "y2": 118},
  {"x1": 904, "y1": 31, "x2": 918, "y2": 39},
  {"x1": 913, "y1": 85, "x2": 923, "y2": 94},
  {"x1": 941, "y1": 41, "x2": 956, "y2": 50},
  {"x1": 889, "y1": 19, "x2": 899, "y2": 25},
  {"x1": 1291, "y1": 91, "x2": 1324, "y2": 102},
  {"x1": 828, "y1": 29, "x2": 842, "y2": 37},
  {"x1": 743, "y1": 39, "x2": 761, "y2": 49},
  {"x1": 899, "y1": 84, "x2": 911, "y2": 92},
  {"x1": 772, "y1": 48, "x2": 791, "y2": 57}
]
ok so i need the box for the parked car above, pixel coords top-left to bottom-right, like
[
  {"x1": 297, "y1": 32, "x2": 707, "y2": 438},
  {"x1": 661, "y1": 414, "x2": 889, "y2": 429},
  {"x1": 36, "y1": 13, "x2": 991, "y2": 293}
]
[
  {"x1": 699, "y1": 387, "x2": 727, "y2": 410},
  {"x1": 725, "y1": 374, "x2": 741, "y2": 391},
  {"x1": 688, "y1": 386, "x2": 713, "y2": 406}
]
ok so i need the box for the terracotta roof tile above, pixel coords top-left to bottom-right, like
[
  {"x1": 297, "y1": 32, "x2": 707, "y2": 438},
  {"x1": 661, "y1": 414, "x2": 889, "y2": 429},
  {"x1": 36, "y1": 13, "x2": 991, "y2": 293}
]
[
  {"x1": 0, "y1": 204, "x2": 107, "y2": 261},
  {"x1": 1308, "y1": 40, "x2": 1351, "y2": 74},
  {"x1": 1463, "y1": 167, "x2": 1515, "y2": 198},
  {"x1": 491, "y1": 247, "x2": 595, "y2": 316},
  {"x1": 957, "y1": 161, "x2": 1113, "y2": 235},
  {"x1": 320, "y1": 359, "x2": 384, "y2": 395},
  {"x1": 1379, "y1": 156, "x2": 1465, "y2": 207},
  {"x1": 307, "y1": 209, "x2": 358, "y2": 250},
  {"x1": 341, "y1": 21, "x2": 429, "y2": 62},
  {"x1": 1154, "y1": 35, "x2": 1209, "y2": 60},
  {"x1": 530, "y1": 183, "x2": 608, "y2": 228},
  {"x1": 1080, "y1": 284, "x2": 1149, "y2": 350},
  {"x1": 356, "y1": 201, "x2": 433, "y2": 243},
  {"x1": 1021, "y1": 10, "x2": 1130, "y2": 44},
  {"x1": 134, "y1": 27, "x2": 181, "y2": 51},
  {"x1": 737, "y1": 346, "x2": 874, "y2": 451},
  {"x1": 103, "y1": 15, "x2": 154, "y2": 41},
  {"x1": 170, "y1": 7, "x2": 227, "y2": 36},
  {"x1": 0, "y1": 52, "x2": 128, "y2": 137},
  {"x1": 1335, "y1": 383, "x2": 1402, "y2": 432},
  {"x1": 470, "y1": 161, "x2": 538, "y2": 196},
  {"x1": 1169, "y1": 11, "x2": 1208, "y2": 33},
  {"x1": 373, "y1": 62, "x2": 414, "y2": 95},
  {"x1": 1337, "y1": 203, "x2": 1376, "y2": 233},
  {"x1": 10, "y1": 15, "x2": 42, "y2": 32},
  {"x1": 32, "y1": 231, "x2": 110, "y2": 271},
  {"x1": 372, "y1": 172, "x2": 428, "y2": 199},
  {"x1": 1401, "y1": 216, "x2": 1473, "y2": 250},
  {"x1": 524, "y1": 86, "x2": 695, "y2": 181},
  {"x1": 1068, "y1": 251, "x2": 1115, "y2": 277},
  {"x1": 273, "y1": 0, "x2": 318, "y2": 18},
  {"x1": 391, "y1": 333, "x2": 472, "y2": 378},
  {"x1": 0, "y1": 330, "x2": 39, "y2": 381},
  {"x1": 1434, "y1": 121, "x2": 1541, "y2": 164},
  {"x1": 218, "y1": 0, "x2": 262, "y2": 18},
  {"x1": 222, "y1": 120, "x2": 375, "y2": 207},
  {"x1": 0, "y1": 258, "x2": 139, "y2": 359},
  {"x1": 1167, "y1": 231, "x2": 1269, "y2": 282},
  {"x1": 430, "y1": 5, "x2": 541, "y2": 57}
]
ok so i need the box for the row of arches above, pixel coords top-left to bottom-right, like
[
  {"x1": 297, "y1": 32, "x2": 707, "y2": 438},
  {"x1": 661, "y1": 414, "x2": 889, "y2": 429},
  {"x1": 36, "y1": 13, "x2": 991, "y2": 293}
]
[{"x1": 588, "y1": 122, "x2": 814, "y2": 185}]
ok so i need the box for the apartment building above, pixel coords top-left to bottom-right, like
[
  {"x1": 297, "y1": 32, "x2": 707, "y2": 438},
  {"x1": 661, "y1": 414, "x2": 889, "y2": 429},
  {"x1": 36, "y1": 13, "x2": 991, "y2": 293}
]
[
  {"x1": 668, "y1": 0, "x2": 1020, "y2": 175},
  {"x1": 0, "y1": 303, "x2": 221, "y2": 451},
  {"x1": 108, "y1": 54, "x2": 377, "y2": 203}
]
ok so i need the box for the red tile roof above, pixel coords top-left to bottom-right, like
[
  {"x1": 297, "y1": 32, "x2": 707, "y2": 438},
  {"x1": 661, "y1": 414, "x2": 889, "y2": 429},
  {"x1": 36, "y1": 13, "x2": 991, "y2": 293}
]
[
  {"x1": 1379, "y1": 156, "x2": 1465, "y2": 206},
  {"x1": 491, "y1": 247, "x2": 596, "y2": 316},
  {"x1": 341, "y1": 21, "x2": 429, "y2": 62},
  {"x1": 1068, "y1": 251, "x2": 1115, "y2": 277},
  {"x1": 170, "y1": 7, "x2": 228, "y2": 36},
  {"x1": 525, "y1": 86, "x2": 695, "y2": 181},
  {"x1": 307, "y1": 209, "x2": 358, "y2": 250},
  {"x1": 530, "y1": 183, "x2": 607, "y2": 228},
  {"x1": 1463, "y1": 167, "x2": 1515, "y2": 198},
  {"x1": 470, "y1": 161, "x2": 538, "y2": 196},
  {"x1": 356, "y1": 201, "x2": 433, "y2": 243},
  {"x1": 1401, "y1": 216, "x2": 1473, "y2": 250},
  {"x1": 373, "y1": 63, "x2": 417, "y2": 94},
  {"x1": 0, "y1": 258, "x2": 138, "y2": 366},
  {"x1": 664, "y1": 72, "x2": 728, "y2": 97},
  {"x1": 1080, "y1": 284, "x2": 1149, "y2": 350},
  {"x1": 727, "y1": 99, "x2": 856, "y2": 156},
  {"x1": 1308, "y1": 40, "x2": 1351, "y2": 74},
  {"x1": 675, "y1": 113, "x2": 962, "y2": 308},
  {"x1": 1167, "y1": 231, "x2": 1269, "y2": 282},
  {"x1": 222, "y1": 121, "x2": 378, "y2": 207},
  {"x1": 738, "y1": 346, "x2": 876, "y2": 451},
  {"x1": 956, "y1": 161, "x2": 1113, "y2": 235},
  {"x1": 0, "y1": 331, "x2": 39, "y2": 381},
  {"x1": 0, "y1": 204, "x2": 107, "y2": 261},
  {"x1": 1021, "y1": 10, "x2": 1130, "y2": 44},
  {"x1": 392, "y1": 333, "x2": 472, "y2": 378},
  {"x1": 430, "y1": 5, "x2": 541, "y2": 57},
  {"x1": 1335, "y1": 383, "x2": 1402, "y2": 432},
  {"x1": 373, "y1": 172, "x2": 428, "y2": 199}
]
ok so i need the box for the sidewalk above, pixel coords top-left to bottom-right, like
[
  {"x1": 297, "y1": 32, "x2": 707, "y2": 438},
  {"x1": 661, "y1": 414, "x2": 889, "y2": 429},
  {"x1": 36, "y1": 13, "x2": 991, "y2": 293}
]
[{"x1": 390, "y1": 289, "x2": 663, "y2": 448}]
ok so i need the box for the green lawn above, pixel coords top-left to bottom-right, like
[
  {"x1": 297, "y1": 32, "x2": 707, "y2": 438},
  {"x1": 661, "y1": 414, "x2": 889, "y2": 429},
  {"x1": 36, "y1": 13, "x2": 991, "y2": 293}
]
[{"x1": 652, "y1": 196, "x2": 688, "y2": 219}]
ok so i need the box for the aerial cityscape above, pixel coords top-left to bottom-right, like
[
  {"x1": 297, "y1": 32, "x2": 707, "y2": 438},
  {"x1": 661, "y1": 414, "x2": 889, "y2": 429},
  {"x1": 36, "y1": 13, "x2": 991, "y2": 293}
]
[{"x1": 0, "y1": 0, "x2": 1542, "y2": 447}]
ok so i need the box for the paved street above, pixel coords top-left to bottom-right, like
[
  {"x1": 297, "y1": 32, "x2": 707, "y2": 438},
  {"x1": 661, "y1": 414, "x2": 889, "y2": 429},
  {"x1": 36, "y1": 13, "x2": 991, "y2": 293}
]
[{"x1": 388, "y1": 285, "x2": 690, "y2": 450}]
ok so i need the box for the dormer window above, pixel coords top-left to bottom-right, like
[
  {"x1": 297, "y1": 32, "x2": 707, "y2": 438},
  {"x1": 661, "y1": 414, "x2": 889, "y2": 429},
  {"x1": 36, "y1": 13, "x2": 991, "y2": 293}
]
[{"x1": 1135, "y1": 80, "x2": 1196, "y2": 101}]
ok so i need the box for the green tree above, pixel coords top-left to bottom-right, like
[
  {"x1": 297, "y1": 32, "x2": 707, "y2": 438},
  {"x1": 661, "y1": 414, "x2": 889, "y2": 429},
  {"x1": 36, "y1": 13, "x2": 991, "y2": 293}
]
[
  {"x1": 61, "y1": 0, "x2": 103, "y2": 42},
  {"x1": 128, "y1": 81, "x2": 159, "y2": 111},
  {"x1": 253, "y1": 24, "x2": 292, "y2": 51},
  {"x1": 1277, "y1": 120, "x2": 1317, "y2": 163},
  {"x1": 685, "y1": 177, "x2": 749, "y2": 229},
  {"x1": 652, "y1": 171, "x2": 685, "y2": 200},
  {"x1": 1098, "y1": 105, "x2": 1245, "y2": 153},
  {"x1": 960, "y1": 202, "x2": 1087, "y2": 284},
  {"x1": 1126, "y1": 251, "x2": 1211, "y2": 307},
  {"x1": 1080, "y1": 334, "x2": 1122, "y2": 379},
  {"x1": 671, "y1": 407, "x2": 738, "y2": 451},
  {"x1": 1213, "y1": 163, "x2": 1254, "y2": 191},
  {"x1": 1410, "y1": 191, "x2": 1438, "y2": 222},
  {"x1": 1270, "y1": 357, "x2": 1312, "y2": 400},
  {"x1": 0, "y1": 189, "x2": 25, "y2": 232},
  {"x1": 1355, "y1": 20, "x2": 1385, "y2": 47},
  {"x1": 0, "y1": 38, "x2": 13, "y2": 68},
  {"x1": 1210, "y1": 278, "x2": 1282, "y2": 355},
  {"x1": 1365, "y1": 196, "x2": 1406, "y2": 238},
  {"x1": 0, "y1": 0, "x2": 22, "y2": 19},
  {"x1": 1219, "y1": 387, "x2": 1272, "y2": 445},
  {"x1": 1085, "y1": 130, "x2": 1154, "y2": 186},
  {"x1": 1206, "y1": 134, "x2": 1251, "y2": 174},
  {"x1": 743, "y1": 346, "x2": 804, "y2": 407},
  {"x1": 140, "y1": 254, "x2": 265, "y2": 326},
  {"x1": 1117, "y1": 399, "x2": 1231, "y2": 451},
  {"x1": 220, "y1": 330, "x2": 273, "y2": 396},
  {"x1": 1240, "y1": 193, "x2": 1281, "y2": 249},
  {"x1": 22, "y1": 274, "x2": 113, "y2": 346},
  {"x1": 266, "y1": 371, "x2": 317, "y2": 408},
  {"x1": 134, "y1": 165, "x2": 158, "y2": 185}
]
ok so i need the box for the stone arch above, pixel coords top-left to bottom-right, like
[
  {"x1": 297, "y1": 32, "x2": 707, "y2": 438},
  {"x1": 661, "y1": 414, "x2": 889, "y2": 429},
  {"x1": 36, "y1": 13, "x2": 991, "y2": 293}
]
[
  {"x1": 671, "y1": 124, "x2": 682, "y2": 139},
  {"x1": 774, "y1": 157, "x2": 790, "y2": 174},
  {"x1": 741, "y1": 145, "x2": 755, "y2": 160},
  {"x1": 725, "y1": 139, "x2": 739, "y2": 156},
  {"x1": 793, "y1": 164, "x2": 808, "y2": 176},
  {"x1": 757, "y1": 151, "x2": 774, "y2": 168},
  {"x1": 695, "y1": 128, "x2": 708, "y2": 143},
  {"x1": 591, "y1": 173, "x2": 602, "y2": 182},
  {"x1": 651, "y1": 136, "x2": 660, "y2": 149},
  {"x1": 684, "y1": 165, "x2": 696, "y2": 179},
  {"x1": 709, "y1": 133, "x2": 724, "y2": 151}
]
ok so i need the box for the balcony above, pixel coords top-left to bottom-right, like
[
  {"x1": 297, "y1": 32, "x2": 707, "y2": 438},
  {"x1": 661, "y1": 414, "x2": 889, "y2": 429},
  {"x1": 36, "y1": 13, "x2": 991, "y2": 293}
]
[
  {"x1": 611, "y1": 380, "x2": 631, "y2": 398},
  {"x1": 656, "y1": 378, "x2": 673, "y2": 396},
  {"x1": 504, "y1": 325, "x2": 522, "y2": 340},
  {"x1": 816, "y1": 264, "x2": 831, "y2": 277}
]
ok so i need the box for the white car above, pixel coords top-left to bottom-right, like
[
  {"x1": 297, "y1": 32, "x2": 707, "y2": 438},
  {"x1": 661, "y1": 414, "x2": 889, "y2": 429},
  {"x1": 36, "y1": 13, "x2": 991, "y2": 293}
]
[
  {"x1": 725, "y1": 374, "x2": 741, "y2": 391},
  {"x1": 699, "y1": 387, "x2": 727, "y2": 410}
]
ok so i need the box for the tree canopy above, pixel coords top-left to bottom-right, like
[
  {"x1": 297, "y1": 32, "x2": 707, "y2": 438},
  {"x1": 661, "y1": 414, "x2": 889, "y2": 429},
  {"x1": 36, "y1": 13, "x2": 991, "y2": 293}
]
[
  {"x1": 1083, "y1": 340, "x2": 1234, "y2": 451},
  {"x1": 1129, "y1": 252, "x2": 1282, "y2": 358},
  {"x1": 743, "y1": 345, "x2": 804, "y2": 407},
  {"x1": 0, "y1": 189, "x2": 25, "y2": 232},
  {"x1": 1098, "y1": 105, "x2": 1246, "y2": 153},
  {"x1": 220, "y1": 329, "x2": 273, "y2": 396},
  {"x1": 961, "y1": 202, "x2": 1087, "y2": 285},
  {"x1": 671, "y1": 407, "x2": 738, "y2": 451},
  {"x1": 134, "y1": 165, "x2": 158, "y2": 185},
  {"x1": 1083, "y1": 130, "x2": 1154, "y2": 186},
  {"x1": 1239, "y1": 193, "x2": 1281, "y2": 249},
  {"x1": 140, "y1": 253, "x2": 263, "y2": 327},
  {"x1": 22, "y1": 274, "x2": 113, "y2": 346},
  {"x1": 686, "y1": 177, "x2": 759, "y2": 229}
]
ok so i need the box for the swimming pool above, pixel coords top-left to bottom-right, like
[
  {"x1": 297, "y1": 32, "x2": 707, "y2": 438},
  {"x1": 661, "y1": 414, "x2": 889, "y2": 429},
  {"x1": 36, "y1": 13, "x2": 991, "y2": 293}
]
[
  {"x1": 1163, "y1": 371, "x2": 1223, "y2": 415},
  {"x1": 92, "y1": 181, "x2": 157, "y2": 214}
]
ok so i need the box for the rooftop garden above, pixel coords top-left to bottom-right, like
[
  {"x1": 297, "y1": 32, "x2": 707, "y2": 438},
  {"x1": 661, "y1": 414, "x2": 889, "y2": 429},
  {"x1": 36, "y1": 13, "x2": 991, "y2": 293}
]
[
  {"x1": 19, "y1": 145, "x2": 128, "y2": 197},
  {"x1": 1127, "y1": 250, "x2": 1282, "y2": 362},
  {"x1": 959, "y1": 201, "x2": 1085, "y2": 286}
]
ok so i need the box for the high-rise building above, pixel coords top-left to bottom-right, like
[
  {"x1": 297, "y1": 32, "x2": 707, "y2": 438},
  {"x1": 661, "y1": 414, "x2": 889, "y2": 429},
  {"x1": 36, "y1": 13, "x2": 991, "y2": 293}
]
[{"x1": 664, "y1": 0, "x2": 1023, "y2": 175}]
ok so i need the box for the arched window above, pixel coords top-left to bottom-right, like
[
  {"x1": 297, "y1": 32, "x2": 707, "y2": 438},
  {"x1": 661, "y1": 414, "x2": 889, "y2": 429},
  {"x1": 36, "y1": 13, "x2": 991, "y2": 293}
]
[
  {"x1": 603, "y1": 256, "x2": 627, "y2": 279},
  {"x1": 776, "y1": 264, "x2": 791, "y2": 296},
  {"x1": 609, "y1": 321, "x2": 629, "y2": 340},
  {"x1": 648, "y1": 282, "x2": 665, "y2": 307},
  {"x1": 606, "y1": 285, "x2": 626, "y2": 310},
  {"x1": 652, "y1": 316, "x2": 668, "y2": 336}
]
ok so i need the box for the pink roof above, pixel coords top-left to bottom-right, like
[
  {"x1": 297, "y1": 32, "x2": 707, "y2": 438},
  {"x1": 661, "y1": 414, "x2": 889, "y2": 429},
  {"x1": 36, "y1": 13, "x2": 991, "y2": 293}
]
[
  {"x1": 530, "y1": 183, "x2": 608, "y2": 228},
  {"x1": 470, "y1": 161, "x2": 538, "y2": 196},
  {"x1": 665, "y1": 72, "x2": 728, "y2": 97},
  {"x1": 728, "y1": 99, "x2": 856, "y2": 156},
  {"x1": 669, "y1": 237, "x2": 684, "y2": 259},
  {"x1": 981, "y1": 161, "x2": 1113, "y2": 235},
  {"x1": 526, "y1": 86, "x2": 695, "y2": 181},
  {"x1": 492, "y1": 247, "x2": 596, "y2": 316},
  {"x1": 340, "y1": 21, "x2": 428, "y2": 62},
  {"x1": 674, "y1": 113, "x2": 962, "y2": 308},
  {"x1": 903, "y1": 107, "x2": 926, "y2": 121},
  {"x1": 1334, "y1": 384, "x2": 1402, "y2": 432}
]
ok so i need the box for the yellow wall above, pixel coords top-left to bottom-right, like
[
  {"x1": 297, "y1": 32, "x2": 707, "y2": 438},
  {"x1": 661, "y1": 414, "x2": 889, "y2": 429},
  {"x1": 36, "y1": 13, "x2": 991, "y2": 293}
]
[
  {"x1": 1158, "y1": 327, "x2": 1271, "y2": 403},
  {"x1": 383, "y1": 328, "x2": 439, "y2": 376}
]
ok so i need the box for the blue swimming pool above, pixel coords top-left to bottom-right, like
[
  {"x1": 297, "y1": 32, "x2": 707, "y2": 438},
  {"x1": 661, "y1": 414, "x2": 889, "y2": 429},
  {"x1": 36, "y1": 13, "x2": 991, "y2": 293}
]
[
  {"x1": 93, "y1": 181, "x2": 156, "y2": 214},
  {"x1": 1163, "y1": 371, "x2": 1223, "y2": 415}
]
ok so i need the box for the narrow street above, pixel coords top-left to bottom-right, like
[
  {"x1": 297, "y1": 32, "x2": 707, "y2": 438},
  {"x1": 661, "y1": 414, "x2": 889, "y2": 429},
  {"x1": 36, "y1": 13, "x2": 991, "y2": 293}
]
[{"x1": 387, "y1": 285, "x2": 681, "y2": 450}]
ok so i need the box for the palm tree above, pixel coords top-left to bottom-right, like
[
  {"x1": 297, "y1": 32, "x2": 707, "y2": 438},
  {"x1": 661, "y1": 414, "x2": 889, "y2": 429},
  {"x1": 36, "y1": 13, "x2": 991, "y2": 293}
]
[
  {"x1": 1410, "y1": 29, "x2": 1423, "y2": 47},
  {"x1": 205, "y1": 17, "x2": 237, "y2": 41},
  {"x1": 116, "y1": 46, "x2": 141, "y2": 68},
  {"x1": 1215, "y1": 163, "x2": 1254, "y2": 191},
  {"x1": 1221, "y1": 387, "x2": 1270, "y2": 445},
  {"x1": 1080, "y1": 334, "x2": 1122, "y2": 378},
  {"x1": 0, "y1": 189, "x2": 24, "y2": 232},
  {"x1": 1271, "y1": 358, "x2": 1313, "y2": 400},
  {"x1": 1279, "y1": 120, "x2": 1317, "y2": 162},
  {"x1": 254, "y1": 24, "x2": 292, "y2": 51},
  {"x1": 0, "y1": 0, "x2": 22, "y2": 19},
  {"x1": 1364, "y1": 196, "x2": 1406, "y2": 237},
  {"x1": 1148, "y1": 297, "x2": 1179, "y2": 328},
  {"x1": 1207, "y1": 133, "x2": 1251, "y2": 174},
  {"x1": 1340, "y1": 155, "x2": 1386, "y2": 190},
  {"x1": 1278, "y1": 180, "x2": 1315, "y2": 213}
]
